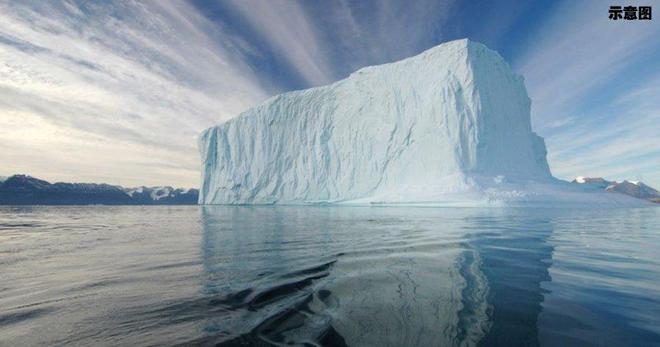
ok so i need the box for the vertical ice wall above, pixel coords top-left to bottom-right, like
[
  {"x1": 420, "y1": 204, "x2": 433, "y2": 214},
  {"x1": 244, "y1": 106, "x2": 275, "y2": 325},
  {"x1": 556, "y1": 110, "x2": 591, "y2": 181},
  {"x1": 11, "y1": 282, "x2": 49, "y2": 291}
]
[{"x1": 198, "y1": 39, "x2": 552, "y2": 204}]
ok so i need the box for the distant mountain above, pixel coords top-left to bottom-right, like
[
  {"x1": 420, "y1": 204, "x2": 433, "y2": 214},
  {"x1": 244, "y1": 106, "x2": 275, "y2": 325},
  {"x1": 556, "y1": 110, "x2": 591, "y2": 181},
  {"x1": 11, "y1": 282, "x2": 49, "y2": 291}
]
[
  {"x1": 0, "y1": 175, "x2": 198, "y2": 205},
  {"x1": 607, "y1": 181, "x2": 660, "y2": 202},
  {"x1": 572, "y1": 176, "x2": 660, "y2": 203}
]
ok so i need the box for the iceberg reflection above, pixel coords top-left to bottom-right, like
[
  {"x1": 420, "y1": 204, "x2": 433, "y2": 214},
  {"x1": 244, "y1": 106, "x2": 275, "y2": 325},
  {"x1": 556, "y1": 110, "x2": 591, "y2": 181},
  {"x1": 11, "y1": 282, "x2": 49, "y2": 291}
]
[{"x1": 196, "y1": 207, "x2": 553, "y2": 346}]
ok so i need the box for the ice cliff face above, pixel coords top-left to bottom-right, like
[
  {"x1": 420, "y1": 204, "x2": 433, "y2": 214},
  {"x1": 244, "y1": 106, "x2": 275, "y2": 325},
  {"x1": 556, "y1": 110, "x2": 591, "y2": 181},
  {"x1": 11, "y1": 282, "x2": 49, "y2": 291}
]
[{"x1": 198, "y1": 39, "x2": 641, "y2": 206}]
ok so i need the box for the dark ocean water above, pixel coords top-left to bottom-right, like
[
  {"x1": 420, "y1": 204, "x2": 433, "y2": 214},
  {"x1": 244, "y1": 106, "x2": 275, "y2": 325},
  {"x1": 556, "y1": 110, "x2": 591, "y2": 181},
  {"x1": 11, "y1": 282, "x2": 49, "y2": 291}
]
[{"x1": 1, "y1": 206, "x2": 659, "y2": 346}]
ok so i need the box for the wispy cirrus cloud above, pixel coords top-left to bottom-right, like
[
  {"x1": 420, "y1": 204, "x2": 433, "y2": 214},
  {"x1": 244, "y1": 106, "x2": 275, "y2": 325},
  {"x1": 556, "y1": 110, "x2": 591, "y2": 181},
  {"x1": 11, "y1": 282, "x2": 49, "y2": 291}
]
[
  {"x1": 543, "y1": 117, "x2": 574, "y2": 129},
  {"x1": 220, "y1": 0, "x2": 455, "y2": 86},
  {"x1": 547, "y1": 72, "x2": 660, "y2": 185},
  {"x1": 516, "y1": 1, "x2": 659, "y2": 126},
  {"x1": 0, "y1": 0, "x2": 457, "y2": 187},
  {"x1": 513, "y1": 0, "x2": 660, "y2": 187},
  {"x1": 2, "y1": 0, "x2": 657, "y2": 189},
  {"x1": 224, "y1": 0, "x2": 335, "y2": 86},
  {"x1": 0, "y1": 0, "x2": 268, "y2": 187}
]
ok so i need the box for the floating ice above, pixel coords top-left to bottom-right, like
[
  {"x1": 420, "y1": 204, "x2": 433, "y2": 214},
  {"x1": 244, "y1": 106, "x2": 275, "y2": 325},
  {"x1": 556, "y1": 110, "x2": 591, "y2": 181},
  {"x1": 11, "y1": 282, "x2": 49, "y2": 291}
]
[{"x1": 199, "y1": 39, "x2": 647, "y2": 206}]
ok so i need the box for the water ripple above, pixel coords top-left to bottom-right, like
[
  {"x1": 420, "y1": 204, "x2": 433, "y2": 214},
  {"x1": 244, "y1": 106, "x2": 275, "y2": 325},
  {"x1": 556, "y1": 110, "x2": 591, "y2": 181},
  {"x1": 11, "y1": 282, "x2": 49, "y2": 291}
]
[{"x1": 0, "y1": 206, "x2": 659, "y2": 346}]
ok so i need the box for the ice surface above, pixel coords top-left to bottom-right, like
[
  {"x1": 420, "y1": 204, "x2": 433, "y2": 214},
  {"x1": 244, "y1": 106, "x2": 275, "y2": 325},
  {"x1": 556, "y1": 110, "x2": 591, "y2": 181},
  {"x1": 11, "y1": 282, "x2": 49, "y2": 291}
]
[{"x1": 199, "y1": 39, "x2": 647, "y2": 206}]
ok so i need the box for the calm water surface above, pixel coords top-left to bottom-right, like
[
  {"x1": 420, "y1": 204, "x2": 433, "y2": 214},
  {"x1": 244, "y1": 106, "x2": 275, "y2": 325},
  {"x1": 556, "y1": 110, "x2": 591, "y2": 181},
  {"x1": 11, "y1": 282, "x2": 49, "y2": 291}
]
[{"x1": 1, "y1": 206, "x2": 659, "y2": 346}]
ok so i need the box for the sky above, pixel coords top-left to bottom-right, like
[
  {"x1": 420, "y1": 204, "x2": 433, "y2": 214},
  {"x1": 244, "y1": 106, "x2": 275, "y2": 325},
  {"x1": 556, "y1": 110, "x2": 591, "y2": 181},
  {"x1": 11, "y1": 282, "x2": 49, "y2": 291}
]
[{"x1": 1, "y1": 0, "x2": 659, "y2": 188}]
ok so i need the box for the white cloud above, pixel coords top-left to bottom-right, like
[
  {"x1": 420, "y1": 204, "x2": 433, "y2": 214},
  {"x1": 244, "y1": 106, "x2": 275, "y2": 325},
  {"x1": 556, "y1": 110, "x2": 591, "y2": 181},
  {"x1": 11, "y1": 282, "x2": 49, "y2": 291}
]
[
  {"x1": 545, "y1": 75, "x2": 660, "y2": 186},
  {"x1": 5, "y1": 0, "x2": 655, "y2": 190},
  {"x1": 0, "y1": 0, "x2": 460, "y2": 188},
  {"x1": 514, "y1": 0, "x2": 660, "y2": 188},
  {"x1": 517, "y1": 1, "x2": 659, "y2": 125},
  {"x1": 225, "y1": 0, "x2": 335, "y2": 86},
  {"x1": 544, "y1": 117, "x2": 574, "y2": 129},
  {"x1": 224, "y1": 0, "x2": 455, "y2": 85},
  {"x1": 0, "y1": 1, "x2": 268, "y2": 187}
]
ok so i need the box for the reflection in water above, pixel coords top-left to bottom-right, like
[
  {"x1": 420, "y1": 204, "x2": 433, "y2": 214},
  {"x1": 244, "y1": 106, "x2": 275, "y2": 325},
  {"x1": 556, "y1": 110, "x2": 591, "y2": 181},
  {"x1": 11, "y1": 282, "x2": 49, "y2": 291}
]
[
  {"x1": 194, "y1": 207, "x2": 344, "y2": 345},
  {"x1": 537, "y1": 208, "x2": 660, "y2": 346},
  {"x1": 1, "y1": 206, "x2": 659, "y2": 347},
  {"x1": 194, "y1": 207, "x2": 554, "y2": 346},
  {"x1": 463, "y1": 214, "x2": 554, "y2": 346}
]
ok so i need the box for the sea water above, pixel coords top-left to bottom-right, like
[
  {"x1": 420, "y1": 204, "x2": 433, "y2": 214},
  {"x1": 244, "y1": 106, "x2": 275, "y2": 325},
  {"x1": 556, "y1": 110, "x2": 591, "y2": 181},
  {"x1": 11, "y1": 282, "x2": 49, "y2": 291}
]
[{"x1": 1, "y1": 206, "x2": 659, "y2": 346}]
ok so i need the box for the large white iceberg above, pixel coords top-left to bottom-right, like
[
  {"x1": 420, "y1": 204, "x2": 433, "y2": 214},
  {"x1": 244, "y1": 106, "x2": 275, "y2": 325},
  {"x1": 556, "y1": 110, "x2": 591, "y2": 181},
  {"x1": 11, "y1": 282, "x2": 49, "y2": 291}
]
[{"x1": 198, "y1": 39, "x2": 646, "y2": 206}]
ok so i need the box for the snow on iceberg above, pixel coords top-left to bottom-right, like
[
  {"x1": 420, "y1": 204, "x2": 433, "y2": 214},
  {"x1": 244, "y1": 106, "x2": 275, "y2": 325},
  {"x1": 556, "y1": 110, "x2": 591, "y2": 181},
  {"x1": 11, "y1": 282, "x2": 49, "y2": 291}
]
[{"x1": 198, "y1": 39, "x2": 647, "y2": 206}]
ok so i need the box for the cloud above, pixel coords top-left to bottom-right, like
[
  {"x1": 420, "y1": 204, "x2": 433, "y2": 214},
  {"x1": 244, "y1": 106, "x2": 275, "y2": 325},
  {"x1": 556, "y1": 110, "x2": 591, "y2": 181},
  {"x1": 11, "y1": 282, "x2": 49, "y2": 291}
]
[
  {"x1": 513, "y1": 0, "x2": 660, "y2": 187},
  {"x1": 544, "y1": 73, "x2": 660, "y2": 185},
  {"x1": 516, "y1": 1, "x2": 660, "y2": 125},
  {"x1": 0, "y1": 0, "x2": 459, "y2": 187},
  {"x1": 332, "y1": 0, "x2": 455, "y2": 71},
  {"x1": 3, "y1": 0, "x2": 656, "y2": 190},
  {"x1": 224, "y1": 0, "x2": 335, "y2": 86},
  {"x1": 0, "y1": 0, "x2": 269, "y2": 187},
  {"x1": 222, "y1": 0, "x2": 455, "y2": 86},
  {"x1": 544, "y1": 117, "x2": 574, "y2": 129}
]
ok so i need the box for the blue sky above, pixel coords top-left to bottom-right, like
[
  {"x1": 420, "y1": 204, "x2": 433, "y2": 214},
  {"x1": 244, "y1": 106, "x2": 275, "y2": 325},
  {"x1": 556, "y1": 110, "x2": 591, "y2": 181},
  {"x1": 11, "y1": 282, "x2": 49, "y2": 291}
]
[{"x1": 0, "y1": 0, "x2": 659, "y2": 188}]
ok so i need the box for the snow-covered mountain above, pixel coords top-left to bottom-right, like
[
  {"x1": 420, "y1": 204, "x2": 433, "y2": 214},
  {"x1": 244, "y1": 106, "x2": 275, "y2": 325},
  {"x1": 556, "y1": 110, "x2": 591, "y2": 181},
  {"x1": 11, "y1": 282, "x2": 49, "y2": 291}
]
[
  {"x1": 572, "y1": 177, "x2": 660, "y2": 203},
  {"x1": 572, "y1": 176, "x2": 612, "y2": 189},
  {"x1": 0, "y1": 175, "x2": 198, "y2": 205},
  {"x1": 199, "y1": 39, "x2": 647, "y2": 206}
]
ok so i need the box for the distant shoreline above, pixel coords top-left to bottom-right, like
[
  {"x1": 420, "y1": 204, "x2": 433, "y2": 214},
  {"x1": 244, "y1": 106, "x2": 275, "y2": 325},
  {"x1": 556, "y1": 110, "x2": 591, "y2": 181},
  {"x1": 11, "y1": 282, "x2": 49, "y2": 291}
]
[{"x1": 0, "y1": 175, "x2": 198, "y2": 205}]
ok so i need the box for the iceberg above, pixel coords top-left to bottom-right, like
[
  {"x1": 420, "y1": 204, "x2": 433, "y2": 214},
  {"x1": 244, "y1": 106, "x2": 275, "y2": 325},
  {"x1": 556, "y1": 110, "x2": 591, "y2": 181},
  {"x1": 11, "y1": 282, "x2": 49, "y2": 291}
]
[{"x1": 198, "y1": 39, "x2": 647, "y2": 206}]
